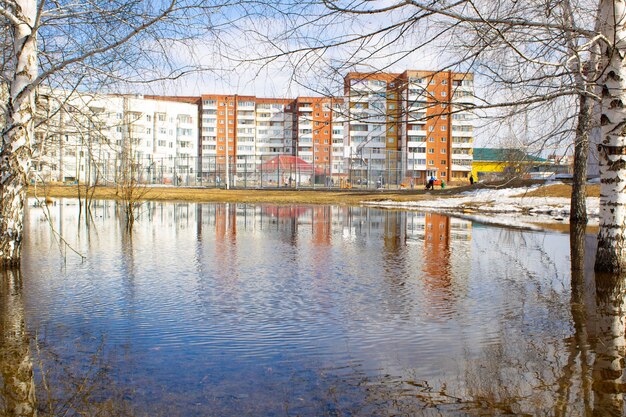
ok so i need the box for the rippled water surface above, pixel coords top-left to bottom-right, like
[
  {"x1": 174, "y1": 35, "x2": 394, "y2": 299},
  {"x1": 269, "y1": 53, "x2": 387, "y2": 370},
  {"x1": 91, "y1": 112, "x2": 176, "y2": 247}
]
[{"x1": 10, "y1": 199, "x2": 621, "y2": 415}]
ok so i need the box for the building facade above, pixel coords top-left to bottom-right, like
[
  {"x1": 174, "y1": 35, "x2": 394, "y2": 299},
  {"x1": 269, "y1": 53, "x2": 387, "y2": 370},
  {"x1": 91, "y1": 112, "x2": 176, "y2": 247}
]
[
  {"x1": 344, "y1": 70, "x2": 474, "y2": 184},
  {"x1": 32, "y1": 69, "x2": 474, "y2": 187},
  {"x1": 33, "y1": 92, "x2": 199, "y2": 185}
]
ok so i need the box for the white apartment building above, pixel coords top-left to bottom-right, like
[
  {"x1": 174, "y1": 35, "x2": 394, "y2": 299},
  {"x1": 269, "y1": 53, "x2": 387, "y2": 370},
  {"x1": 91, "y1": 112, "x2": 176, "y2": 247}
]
[
  {"x1": 344, "y1": 70, "x2": 475, "y2": 184},
  {"x1": 33, "y1": 92, "x2": 198, "y2": 185},
  {"x1": 344, "y1": 76, "x2": 391, "y2": 176}
]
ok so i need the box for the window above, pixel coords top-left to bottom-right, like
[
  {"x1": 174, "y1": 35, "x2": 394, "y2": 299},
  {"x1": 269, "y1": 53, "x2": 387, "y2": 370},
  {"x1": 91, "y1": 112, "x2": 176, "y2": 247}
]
[
  {"x1": 442, "y1": 79, "x2": 447, "y2": 85},
  {"x1": 441, "y1": 137, "x2": 447, "y2": 142},
  {"x1": 428, "y1": 137, "x2": 435, "y2": 142},
  {"x1": 429, "y1": 159, "x2": 434, "y2": 165},
  {"x1": 441, "y1": 91, "x2": 447, "y2": 97},
  {"x1": 429, "y1": 126, "x2": 434, "y2": 132},
  {"x1": 441, "y1": 172, "x2": 446, "y2": 177},
  {"x1": 441, "y1": 160, "x2": 447, "y2": 165},
  {"x1": 442, "y1": 115, "x2": 447, "y2": 120},
  {"x1": 441, "y1": 126, "x2": 446, "y2": 131},
  {"x1": 428, "y1": 149, "x2": 434, "y2": 154},
  {"x1": 388, "y1": 137, "x2": 394, "y2": 143}
]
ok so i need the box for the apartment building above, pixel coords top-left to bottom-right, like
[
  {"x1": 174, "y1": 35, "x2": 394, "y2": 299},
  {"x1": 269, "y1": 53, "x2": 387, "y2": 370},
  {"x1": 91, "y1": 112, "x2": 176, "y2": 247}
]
[
  {"x1": 344, "y1": 73, "x2": 398, "y2": 179},
  {"x1": 292, "y1": 97, "x2": 346, "y2": 175},
  {"x1": 344, "y1": 70, "x2": 474, "y2": 183},
  {"x1": 198, "y1": 95, "x2": 297, "y2": 181},
  {"x1": 33, "y1": 92, "x2": 199, "y2": 184},
  {"x1": 254, "y1": 98, "x2": 296, "y2": 165},
  {"x1": 31, "y1": 68, "x2": 473, "y2": 186}
]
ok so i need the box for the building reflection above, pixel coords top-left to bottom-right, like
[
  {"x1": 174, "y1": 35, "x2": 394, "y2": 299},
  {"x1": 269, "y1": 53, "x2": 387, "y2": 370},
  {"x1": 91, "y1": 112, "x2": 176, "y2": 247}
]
[{"x1": 422, "y1": 213, "x2": 472, "y2": 315}]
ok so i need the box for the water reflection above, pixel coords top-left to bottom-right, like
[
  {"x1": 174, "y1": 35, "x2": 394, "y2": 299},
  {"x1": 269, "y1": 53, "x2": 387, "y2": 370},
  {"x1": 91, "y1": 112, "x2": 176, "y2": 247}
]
[
  {"x1": 0, "y1": 270, "x2": 36, "y2": 417},
  {"x1": 16, "y1": 199, "x2": 626, "y2": 415},
  {"x1": 593, "y1": 273, "x2": 626, "y2": 416}
]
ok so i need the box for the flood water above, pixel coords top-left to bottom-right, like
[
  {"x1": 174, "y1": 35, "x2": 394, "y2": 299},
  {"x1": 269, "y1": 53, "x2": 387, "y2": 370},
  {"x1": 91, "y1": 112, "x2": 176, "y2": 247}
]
[{"x1": 5, "y1": 199, "x2": 622, "y2": 415}]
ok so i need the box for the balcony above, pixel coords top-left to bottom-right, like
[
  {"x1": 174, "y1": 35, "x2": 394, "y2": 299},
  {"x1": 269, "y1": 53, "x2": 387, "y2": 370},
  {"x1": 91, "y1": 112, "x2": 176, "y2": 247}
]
[
  {"x1": 451, "y1": 153, "x2": 473, "y2": 160},
  {"x1": 407, "y1": 93, "x2": 428, "y2": 102},
  {"x1": 408, "y1": 163, "x2": 427, "y2": 170},
  {"x1": 452, "y1": 94, "x2": 475, "y2": 105},
  {"x1": 452, "y1": 165, "x2": 472, "y2": 172},
  {"x1": 451, "y1": 118, "x2": 474, "y2": 126},
  {"x1": 452, "y1": 142, "x2": 473, "y2": 148},
  {"x1": 407, "y1": 129, "x2": 427, "y2": 136}
]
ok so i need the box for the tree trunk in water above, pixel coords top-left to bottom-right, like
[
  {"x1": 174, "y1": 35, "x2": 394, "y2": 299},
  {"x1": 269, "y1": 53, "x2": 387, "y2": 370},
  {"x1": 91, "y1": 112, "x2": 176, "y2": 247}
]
[
  {"x1": 570, "y1": 94, "x2": 591, "y2": 225},
  {"x1": 595, "y1": 0, "x2": 626, "y2": 272},
  {"x1": 593, "y1": 273, "x2": 626, "y2": 416},
  {"x1": 1, "y1": 0, "x2": 38, "y2": 267}
]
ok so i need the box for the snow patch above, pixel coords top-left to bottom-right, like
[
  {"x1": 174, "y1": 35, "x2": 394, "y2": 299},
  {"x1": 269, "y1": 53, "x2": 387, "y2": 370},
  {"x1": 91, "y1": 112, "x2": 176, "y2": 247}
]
[{"x1": 363, "y1": 185, "x2": 600, "y2": 228}]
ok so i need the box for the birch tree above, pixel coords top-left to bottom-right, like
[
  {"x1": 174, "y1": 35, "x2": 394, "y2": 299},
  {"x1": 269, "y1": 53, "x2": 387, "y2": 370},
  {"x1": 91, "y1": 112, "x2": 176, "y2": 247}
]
[
  {"x1": 0, "y1": 0, "x2": 245, "y2": 267},
  {"x1": 595, "y1": 0, "x2": 626, "y2": 272}
]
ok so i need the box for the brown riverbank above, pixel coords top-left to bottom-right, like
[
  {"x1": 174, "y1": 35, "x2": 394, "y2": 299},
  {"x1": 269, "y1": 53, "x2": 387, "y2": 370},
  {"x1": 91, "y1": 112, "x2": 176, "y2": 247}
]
[{"x1": 27, "y1": 181, "x2": 600, "y2": 206}]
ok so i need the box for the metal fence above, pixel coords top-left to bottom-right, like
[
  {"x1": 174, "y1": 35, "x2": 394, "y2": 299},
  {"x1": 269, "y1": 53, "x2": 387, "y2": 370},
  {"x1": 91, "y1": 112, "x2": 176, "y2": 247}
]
[{"x1": 34, "y1": 151, "x2": 438, "y2": 190}]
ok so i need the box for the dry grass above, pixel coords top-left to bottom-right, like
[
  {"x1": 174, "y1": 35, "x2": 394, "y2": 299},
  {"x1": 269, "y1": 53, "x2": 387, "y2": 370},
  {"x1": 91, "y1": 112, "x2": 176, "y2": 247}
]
[
  {"x1": 27, "y1": 181, "x2": 600, "y2": 206},
  {"x1": 28, "y1": 184, "x2": 440, "y2": 206},
  {"x1": 529, "y1": 221, "x2": 599, "y2": 234},
  {"x1": 512, "y1": 183, "x2": 600, "y2": 198}
]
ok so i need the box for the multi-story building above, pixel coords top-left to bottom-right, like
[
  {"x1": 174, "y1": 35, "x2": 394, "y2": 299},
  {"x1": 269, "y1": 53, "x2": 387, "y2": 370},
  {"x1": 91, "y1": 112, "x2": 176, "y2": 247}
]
[
  {"x1": 254, "y1": 98, "x2": 296, "y2": 165},
  {"x1": 31, "y1": 69, "x2": 473, "y2": 187},
  {"x1": 344, "y1": 70, "x2": 474, "y2": 184},
  {"x1": 344, "y1": 72, "x2": 397, "y2": 182},
  {"x1": 296, "y1": 97, "x2": 330, "y2": 170},
  {"x1": 33, "y1": 92, "x2": 199, "y2": 184},
  {"x1": 197, "y1": 95, "x2": 298, "y2": 183}
]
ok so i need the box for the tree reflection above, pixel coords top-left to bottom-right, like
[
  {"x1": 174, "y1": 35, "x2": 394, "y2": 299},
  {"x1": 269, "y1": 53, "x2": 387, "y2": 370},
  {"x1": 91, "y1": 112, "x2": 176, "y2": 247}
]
[
  {"x1": 0, "y1": 270, "x2": 36, "y2": 417},
  {"x1": 593, "y1": 272, "x2": 626, "y2": 416}
]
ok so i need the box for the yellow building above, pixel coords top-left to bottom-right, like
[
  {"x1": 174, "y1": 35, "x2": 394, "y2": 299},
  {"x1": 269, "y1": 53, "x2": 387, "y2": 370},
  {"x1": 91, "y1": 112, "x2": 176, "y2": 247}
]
[{"x1": 472, "y1": 148, "x2": 549, "y2": 181}]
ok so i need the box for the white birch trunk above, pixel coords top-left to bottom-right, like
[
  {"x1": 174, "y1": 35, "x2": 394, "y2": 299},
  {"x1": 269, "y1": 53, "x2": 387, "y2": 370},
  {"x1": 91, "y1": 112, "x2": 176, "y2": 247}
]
[
  {"x1": 1, "y1": 0, "x2": 38, "y2": 267},
  {"x1": 596, "y1": 0, "x2": 626, "y2": 272}
]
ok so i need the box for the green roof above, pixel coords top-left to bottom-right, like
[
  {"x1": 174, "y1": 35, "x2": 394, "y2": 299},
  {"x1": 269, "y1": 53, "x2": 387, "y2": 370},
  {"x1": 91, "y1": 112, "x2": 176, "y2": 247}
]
[{"x1": 473, "y1": 148, "x2": 547, "y2": 163}]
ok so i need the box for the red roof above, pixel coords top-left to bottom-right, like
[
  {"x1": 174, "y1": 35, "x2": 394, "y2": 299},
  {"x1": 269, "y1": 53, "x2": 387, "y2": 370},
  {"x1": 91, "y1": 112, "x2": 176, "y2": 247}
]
[{"x1": 259, "y1": 155, "x2": 324, "y2": 174}]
